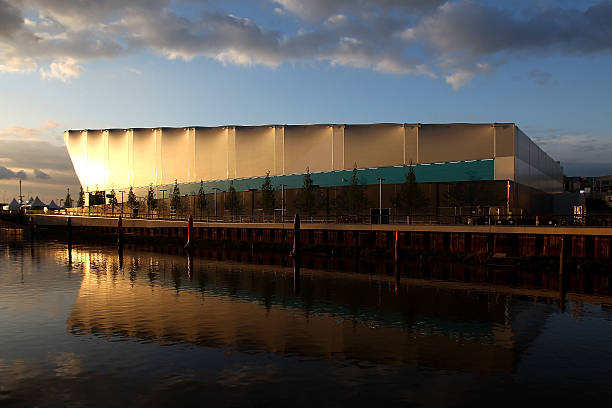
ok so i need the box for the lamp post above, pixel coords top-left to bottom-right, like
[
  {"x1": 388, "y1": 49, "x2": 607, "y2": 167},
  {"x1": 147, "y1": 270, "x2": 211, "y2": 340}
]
[
  {"x1": 280, "y1": 184, "x2": 287, "y2": 223},
  {"x1": 119, "y1": 190, "x2": 125, "y2": 217},
  {"x1": 377, "y1": 177, "x2": 384, "y2": 224},
  {"x1": 248, "y1": 188, "x2": 257, "y2": 218},
  {"x1": 213, "y1": 187, "x2": 221, "y2": 219},
  {"x1": 160, "y1": 189, "x2": 167, "y2": 219}
]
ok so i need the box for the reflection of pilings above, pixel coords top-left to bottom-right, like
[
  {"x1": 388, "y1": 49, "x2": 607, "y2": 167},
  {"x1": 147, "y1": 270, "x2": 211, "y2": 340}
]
[
  {"x1": 187, "y1": 251, "x2": 194, "y2": 282},
  {"x1": 67, "y1": 217, "x2": 72, "y2": 265},
  {"x1": 291, "y1": 214, "x2": 301, "y2": 294},
  {"x1": 117, "y1": 216, "x2": 123, "y2": 249},
  {"x1": 560, "y1": 234, "x2": 568, "y2": 311},
  {"x1": 28, "y1": 216, "x2": 34, "y2": 241},
  {"x1": 394, "y1": 230, "x2": 400, "y2": 295},
  {"x1": 293, "y1": 257, "x2": 300, "y2": 295},
  {"x1": 118, "y1": 244, "x2": 123, "y2": 270}
]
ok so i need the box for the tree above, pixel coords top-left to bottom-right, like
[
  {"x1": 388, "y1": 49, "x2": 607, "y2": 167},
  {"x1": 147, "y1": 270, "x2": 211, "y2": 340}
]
[
  {"x1": 225, "y1": 181, "x2": 241, "y2": 217},
  {"x1": 77, "y1": 186, "x2": 85, "y2": 207},
  {"x1": 197, "y1": 180, "x2": 208, "y2": 216},
  {"x1": 170, "y1": 179, "x2": 181, "y2": 212},
  {"x1": 127, "y1": 186, "x2": 138, "y2": 209},
  {"x1": 347, "y1": 165, "x2": 368, "y2": 214},
  {"x1": 146, "y1": 184, "x2": 156, "y2": 213},
  {"x1": 261, "y1": 171, "x2": 275, "y2": 215},
  {"x1": 396, "y1": 164, "x2": 427, "y2": 215},
  {"x1": 64, "y1": 188, "x2": 73, "y2": 208},
  {"x1": 296, "y1": 167, "x2": 318, "y2": 216},
  {"x1": 108, "y1": 189, "x2": 118, "y2": 206}
]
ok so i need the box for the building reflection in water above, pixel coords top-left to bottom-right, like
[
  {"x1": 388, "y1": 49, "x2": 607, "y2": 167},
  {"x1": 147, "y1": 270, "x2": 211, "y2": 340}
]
[{"x1": 36, "y1": 243, "x2": 596, "y2": 376}]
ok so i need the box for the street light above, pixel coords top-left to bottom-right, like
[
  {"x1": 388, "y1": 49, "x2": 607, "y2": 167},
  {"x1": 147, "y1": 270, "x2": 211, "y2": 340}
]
[
  {"x1": 213, "y1": 187, "x2": 221, "y2": 219},
  {"x1": 248, "y1": 188, "x2": 257, "y2": 217},
  {"x1": 119, "y1": 190, "x2": 125, "y2": 217},
  {"x1": 377, "y1": 177, "x2": 385, "y2": 224},
  {"x1": 160, "y1": 189, "x2": 167, "y2": 219},
  {"x1": 280, "y1": 184, "x2": 287, "y2": 223}
]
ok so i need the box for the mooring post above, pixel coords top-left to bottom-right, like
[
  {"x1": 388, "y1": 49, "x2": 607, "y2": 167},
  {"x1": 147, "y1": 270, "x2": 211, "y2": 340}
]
[
  {"x1": 290, "y1": 214, "x2": 301, "y2": 258},
  {"x1": 559, "y1": 234, "x2": 567, "y2": 311},
  {"x1": 67, "y1": 217, "x2": 72, "y2": 263},
  {"x1": 394, "y1": 230, "x2": 400, "y2": 295},
  {"x1": 290, "y1": 214, "x2": 301, "y2": 294},
  {"x1": 117, "y1": 215, "x2": 123, "y2": 248},
  {"x1": 185, "y1": 215, "x2": 195, "y2": 252}
]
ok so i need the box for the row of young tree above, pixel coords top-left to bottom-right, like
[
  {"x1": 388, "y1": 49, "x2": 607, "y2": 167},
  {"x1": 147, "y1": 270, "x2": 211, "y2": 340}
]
[{"x1": 65, "y1": 165, "x2": 504, "y2": 215}]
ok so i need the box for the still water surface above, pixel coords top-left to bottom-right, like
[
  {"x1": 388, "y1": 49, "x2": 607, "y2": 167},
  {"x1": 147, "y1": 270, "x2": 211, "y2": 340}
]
[{"x1": 2, "y1": 233, "x2": 612, "y2": 406}]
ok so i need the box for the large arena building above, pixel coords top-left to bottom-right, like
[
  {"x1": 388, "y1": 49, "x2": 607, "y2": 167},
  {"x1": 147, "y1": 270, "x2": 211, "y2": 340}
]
[{"x1": 65, "y1": 123, "x2": 566, "y2": 216}]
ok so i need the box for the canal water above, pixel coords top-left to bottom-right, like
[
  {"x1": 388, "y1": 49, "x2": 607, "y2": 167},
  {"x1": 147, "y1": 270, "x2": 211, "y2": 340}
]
[{"x1": 2, "y1": 232, "x2": 612, "y2": 406}]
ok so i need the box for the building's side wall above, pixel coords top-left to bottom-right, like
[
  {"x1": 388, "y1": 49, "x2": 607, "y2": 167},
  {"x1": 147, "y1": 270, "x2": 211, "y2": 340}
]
[
  {"x1": 493, "y1": 124, "x2": 515, "y2": 181},
  {"x1": 235, "y1": 127, "x2": 276, "y2": 178},
  {"x1": 514, "y1": 127, "x2": 563, "y2": 193},
  {"x1": 194, "y1": 127, "x2": 230, "y2": 182},
  {"x1": 64, "y1": 130, "x2": 88, "y2": 189},
  {"x1": 284, "y1": 125, "x2": 333, "y2": 174},
  {"x1": 106, "y1": 130, "x2": 130, "y2": 191},
  {"x1": 161, "y1": 128, "x2": 191, "y2": 184},
  {"x1": 84, "y1": 130, "x2": 106, "y2": 192},
  {"x1": 344, "y1": 124, "x2": 404, "y2": 169},
  {"x1": 418, "y1": 124, "x2": 494, "y2": 164},
  {"x1": 132, "y1": 129, "x2": 156, "y2": 189}
]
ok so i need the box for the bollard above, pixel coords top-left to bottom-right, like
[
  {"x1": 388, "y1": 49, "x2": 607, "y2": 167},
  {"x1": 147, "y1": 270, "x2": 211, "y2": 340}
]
[
  {"x1": 290, "y1": 214, "x2": 300, "y2": 258},
  {"x1": 117, "y1": 215, "x2": 123, "y2": 248},
  {"x1": 67, "y1": 217, "x2": 72, "y2": 264},
  {"x1": 185, "y1": 215, "x2": 195, "y2": 252},
  {"x1": 559, "y1": 235, "x2": 567, "y2": 311},
  {"x1": 394, "y1": 230, "x2": 400, "y2": 295},
  {"x1": 28, "y1": 216, "x2": 34, "y2": 239}
]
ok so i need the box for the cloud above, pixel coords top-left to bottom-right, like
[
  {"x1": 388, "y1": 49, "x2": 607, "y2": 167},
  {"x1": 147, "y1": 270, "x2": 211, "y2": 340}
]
[
  {"x1": 512, "y1": 69, "x2": 553, "y2": 86},
  {"x1": 34, "y1": 168, "x2": 51, "y2": 179},
  {"x1": 272, "y1": 0, "x2": 444, "y2": 20},
  {"x1": 40, "y1": 58, "x2": 83, "y2": 81},
  {"x1": 411, "y1": 0, "x2": 612, "y2": 86},
  {"x1": 0, "y1": 120, "x2": 62, "y2": 141},
  {"x1": 0, "y1": 0, "x2": 611, "y2": 87},
  {"x1": 0, "y1": 165, "x2": 27, "y2": 180}
]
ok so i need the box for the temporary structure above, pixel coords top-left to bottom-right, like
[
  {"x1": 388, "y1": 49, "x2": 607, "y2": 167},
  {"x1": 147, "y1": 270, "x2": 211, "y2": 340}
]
[
  {"x1": 47, "y1": 200, "x2": 61, "y2": 210},
  {"x1": 8, "y1": 198, "x2": 20, "y2": 211},
  {"x1": 30, "y1": 196, "x2": 46, "y2": 210}
]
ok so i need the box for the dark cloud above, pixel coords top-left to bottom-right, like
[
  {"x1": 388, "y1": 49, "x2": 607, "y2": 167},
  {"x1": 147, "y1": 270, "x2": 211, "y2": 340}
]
[
  {"x1": 0, "y1": 140, "x2": 74, "y2": 172},
  {"x1": 34, "y1": 168, "x2": 51, "y2": 179},
  {"x1": 0, "y1": 165, "x2": 27, "y2": 180},
  {"x1": 0, "y1": 0, "x2": 22, "y2": 38},
  {"x1": 415, "y1": 1, "x2": 612, "y2": 58},
  {"x1": 1, "y1": 0, "x2": 612, "y2": 87},
  {"x1": 512, "y1": 69, "x2": 553, "y2": 86},
  {"x1": 272, "y1": 0, "x2": 445, "y2": 20}
]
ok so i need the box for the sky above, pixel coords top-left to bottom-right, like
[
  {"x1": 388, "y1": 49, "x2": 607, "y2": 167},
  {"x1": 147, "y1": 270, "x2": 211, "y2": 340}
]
[{"x1": 1, "y1": 0, "x2": 611, "y2": 203}]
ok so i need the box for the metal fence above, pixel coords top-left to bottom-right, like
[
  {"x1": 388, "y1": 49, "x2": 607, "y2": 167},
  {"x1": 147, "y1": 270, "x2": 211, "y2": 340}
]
[{"x1": 5, "y1": 205, "x2": 606, "y2": 227}]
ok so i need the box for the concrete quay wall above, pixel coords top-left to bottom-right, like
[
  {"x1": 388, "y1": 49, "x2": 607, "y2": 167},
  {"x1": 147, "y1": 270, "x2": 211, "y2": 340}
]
[{"x1": 32, "y1": 215, "x2": 612, "y2": 259}]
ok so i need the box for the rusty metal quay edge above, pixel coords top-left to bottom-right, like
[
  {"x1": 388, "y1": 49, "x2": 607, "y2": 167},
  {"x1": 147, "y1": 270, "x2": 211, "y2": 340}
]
[
  {"x1": 31, "y1": 214, "x2": 612, "y2": 235},
  {"x1": 28, "y1": 214, "x2": 612, "y2": 260}
]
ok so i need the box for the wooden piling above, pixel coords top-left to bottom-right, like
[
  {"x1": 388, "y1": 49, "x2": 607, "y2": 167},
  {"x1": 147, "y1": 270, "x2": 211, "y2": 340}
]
[
  {"x1": 117, "y1": 216, "x2": 123, "y2": 248},
  {"x1": 184, "y1": 215, "x2": 195, "y2": 252},
  {"x1": 290, "y1": 214, "x2": 300, "y2": 258}
]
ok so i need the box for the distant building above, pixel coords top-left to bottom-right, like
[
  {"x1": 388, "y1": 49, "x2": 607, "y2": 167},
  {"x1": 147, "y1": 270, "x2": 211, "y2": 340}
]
[{"x1": 65, "y1": 123, "x2": 567, "y2": 215}]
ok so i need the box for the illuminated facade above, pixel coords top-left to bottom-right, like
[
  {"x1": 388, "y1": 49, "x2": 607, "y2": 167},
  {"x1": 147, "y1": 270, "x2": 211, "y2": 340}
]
[{"x1": 64, "y1": 123, "x2": 563, "y2": 196}]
